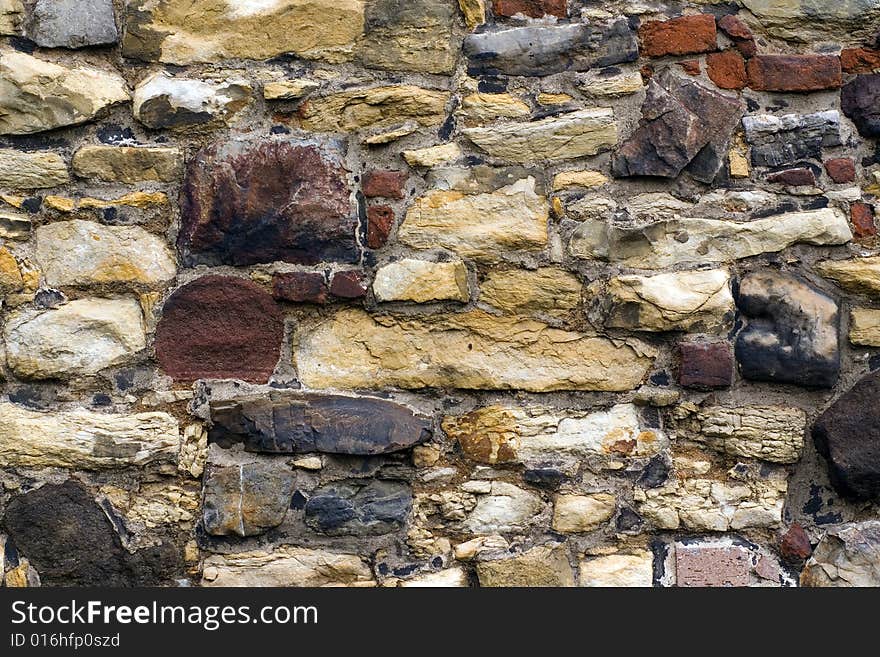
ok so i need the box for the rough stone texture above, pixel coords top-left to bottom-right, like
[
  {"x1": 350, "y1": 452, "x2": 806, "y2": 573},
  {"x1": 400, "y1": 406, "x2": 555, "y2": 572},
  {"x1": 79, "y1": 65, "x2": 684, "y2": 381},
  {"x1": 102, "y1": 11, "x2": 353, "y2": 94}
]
[
  {"x1": 133, "y1": 72, "x2": 250, "y2": 130},
  {"x1": 492, "y1": 0, "x2": 565, "y2": 18},
  {"x1": 201, "y1": 548, "x2": 374, "y2": 587},
  {"x1": 842, "y1": 47, "x2": 880, "y2": 73},
  {"x1": 639, "y1": 15, "x2": 717, "y2": 58},
  {"x1": 850, "y1": 203, "x2": 877, "y2": 239},
  {"x1": 366, "y1": 205, "x2": 394, "y2": 249},
  {"x1": 825, "y1": 158, "x2": 856, "y2": 184},
  {"x1": 767, "y1": 167, "x2": 816, "y2": 187},
  {"x1": 476, "y1": 544, "x2": 575, "y2": 587},
  {"x1": 0, "y1": 50, "x2": 128, "y2": 134},
  {"x1": 817, "y1": 256, "x2": 880, "y2": 296},
  {"x1": 34, "y1": 220, "x2": 176, "y2": 289},
  {"x1": 300, "y1": 86, "x2": 448, "y2": 134},
  {"x1": 72, "y1": 146, "x2": 181, "y2": 183},
  {"x1": 802, "y1": 521, "x2": 880, "y2": 587},
  {"x1": 0, "y1": 0, "x2": 23, "y2": 35},
  {"x1": 579, "y1": 552, "x2": 653, "y2": 587},
  {"x1": 180, "y1": 137, "x2": 356, "y2": 267},
  {"x1": 479, "y1": 267, "x2": 581, "y2": 317},
  {"x1": 743, "y1": 110, "x2": 842, "y2": 167},
  {"x1": 27, "y1": 0, "x2": 118, "y2": 49},
  {"x1": 271, "y1": 272, "x2": 328, "y2": 304},
  {"x1": 612, "y1": 70, "x2": 743, "y2": 182},
  {"x1": 842, "y1": 74, "x2": 880, "y2": 139},
  {"x1": 0, "y1": 149, "x2": 69, "y2": 189},
  {"x1": 208, "y1": 392, "x2": 431, "y2": 455},
  {"x1": 463, "y1": 19, "x2": 637, "y2": 77},
  {"x1": 551, "y1": 493, "x2": 616, "y2": 533},
  {"x1": 203, "y1": 461, "x2": 294, "y2": 536},
  {"x1": 678, "y1": 340, "x2": 734, "y2": 389},
  {"x1": 742, "y1": 0, "x2": 880, "y2": 43},
  {"x1": 676, "y1": 544, "x2": 750, "y2": 587},
  {"x1": 373, "y1": 259, "x2": 469, "y2": 303},
  {"x1": 747, "y1": 55, "x2": 842, "y2": 92},
  {"x1": 0, "y1": 402, "x2": 178, "y2": 470},
  {"x1": 122, "y1": 0, "x2": 366, "y2": 65},
  {"x1": 849, "y1": 308, "x2": 880, "y2": 346},
  {"x1": 4, "y1": 298, "x2": 146, "y2": 380},
  {"x1": 305, "y1": 479, "x2": 411, "y2": 536},
  {"x1": 295, "y1": 309, "x2": 654, "y2": 392},
  {"x1": 362, "y1": 170, "x2": 407, "y2": 199},
  {"x1": 735, "y1": 272, "x2": 840, "y2": 388},
  {"x1": 706, "y1": 50, "x2": 747, "y2": 90},
  {"x1": 155, "y1": 276, "x2": 283, "y2": 382},
  {"x1": 463, "y1": 108, "x2": 617, "y2": 163},
  {"x1": 605, "y1": 269, "x2": 734, "y2": 332},
  {"x1": 812, "y1": 371, "x2": 880, "y2": 500}
]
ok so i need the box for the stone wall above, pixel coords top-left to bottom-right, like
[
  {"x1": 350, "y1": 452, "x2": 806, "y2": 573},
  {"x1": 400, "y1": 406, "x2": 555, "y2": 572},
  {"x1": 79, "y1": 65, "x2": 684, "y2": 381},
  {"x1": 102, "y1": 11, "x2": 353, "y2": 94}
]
[{"x1": 1, "y1": 0, "x2": 880, "y2": 588}]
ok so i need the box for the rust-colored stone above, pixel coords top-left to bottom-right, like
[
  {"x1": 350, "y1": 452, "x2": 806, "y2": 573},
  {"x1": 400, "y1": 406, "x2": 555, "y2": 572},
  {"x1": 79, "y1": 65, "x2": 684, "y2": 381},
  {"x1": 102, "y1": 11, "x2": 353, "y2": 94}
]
[
  {"x1": 362, "y1": 169, "x2": 407, "y2": 199},
  {"x1": 706, "y1": 50, "x2": 747, "y2": 89},
  {"x1": 491, "y1": 0, "x2": 566, "y2": 18},
  {"x1": 639, "y1": 14, "x2": 717, "y2": 57},
  {"x1": 766, "y1": 167, "x2": 816, "y2": 186},
  {"x1": 330, "y1": 270, "x2": 367, "y2": 299},
  {"x1": 180, "y1": 137, "x2": 357, "y2": 267},
  {"x1": 272, "y1": 272, "x2": 328, "y2": 304},
  {"x1": 746, "y1": 55, "x2": 842, "y2": 92},
  {"x1": 717, "y1": 14, "x2": 752, "y2": 41},
  {"x1": 841, "y1": 47, "x2": 880, "y2": 74},
  {"x1": 366, "y1": 205, "x2": 394, "y2": 249},
  {"x1": 780, "y1": 523, "x2": 812, "y2": 563},
  {"x1": 156, "y1": 275, "x2": 283, "y2": 382},
  {"x1": 678, "y1": 340, "x2": 733, "y2": 390},
  {"x1": 851, "y1": 202, "x2": 877, "y2": 239},
  {"x1": 824, "y1": 158, "x2": 856, "y2": 184},
  {"x1": 678, "y1": 59, "x2": 701, "y2": 76}
]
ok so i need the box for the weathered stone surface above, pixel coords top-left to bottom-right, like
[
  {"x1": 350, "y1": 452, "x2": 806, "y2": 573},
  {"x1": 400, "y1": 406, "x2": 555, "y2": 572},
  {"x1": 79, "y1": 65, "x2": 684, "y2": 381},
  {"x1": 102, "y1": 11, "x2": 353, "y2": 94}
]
[
  {"x1": 359, "y1": 0, "x2": 457, "y2": 74},
  {"x1": 299, "y1": 86, "x2": 448, "y2": 133},
  {"x1": 296, "y1": 309, "x2": 655, "y2": 392},
  {"x1": 261, "y1": 78, "x2": 318, "y2": 100},
  {"x1": 492, "y1": 0, "x2": 565, "y2": 17},
  {"x1": 639, "y1": 14, "x2": 717, "y2": 57},
  {"x1": 552, "y1": 493, "x2": 615, "y2": 533},
  {"x1": 0, "y1": 245, "x2": 21, "y2": 294},
  {"x1": 373, "y1": 259, "x2": 469, "y2": 303},
  {"x1": 34, "y1": 220, "x2": 176, "y2": 289},
  {"x1": 676, "y1": 544, "x2": 750, "y2": 587},
  {"x1": 329, "y1": 270, "x2": 367, "y2": 298},
  {"x1": 579, "y1": 552, "x2": 653, "y2": 587},
  {"x1": 72, "y1": 146, "x2": 181, "y2": 183},
  {"x1": 480, "y1": 267, "x2": 581, "y2": 316},
  {"x1": 2, "y1": 481, "x2": 181, "y2": 586},
  {"x1": 766, "y1": 167, "x2": 815, "y2": 186},
  {"x1": 132, "y1": 72, "x2": 250, "y2": 130},
  {"x1": 735, "y1": 272, "x2": 840, "y2": 388},
  {"x1": 398, "y1": 568, "x2": 469, "y2": 587},
  {"x1": 398, "y1": 178, "x2": 548, "y2": 260},
  {"x1": 781, "y1": 523, "x2": 812, "y2": 563},
  {"x1": 813, "y1": 371, "x2": 880, "y2": 500},
  {"x1": 122, "y1": 0, "x2": 365, "y2": 64},
  {"x1": 841, "y1": 47, "x2": 880, "y2": 73},
  {"x1": 0, "y1": 0, "x2": 23, "y2": 35},
  {"x1": 0, "y1": 402, "x2": 178, "y2": 469},
  {"x1": 465, "y1": 481, "x2": 540, "y2": 533},
  {"x1": 463, "y1": 109, "x2": 616, "y2": 163},
  {"x1": 201, "y1": 547, "x2": 374, "y2": 587},
  {"x1": 463, "y1": 19, "x2": 637, "y2": 77},
  {"x1": 208, "y1": 392, "x2": 431, "y2": 455},
  {"x1": 842, "y1": 74, "x2": 880, "y2": 138},
  {"x1": 677, "y1": 340, "x2": 733, "y2": 390},
  {"x1": 552, "y1": 169, "x2": 608, "y2": 190},
  {"x1": 742, "y1": 0, "x2": 880, "y2": 43},
  {"x1": 180, "y1": 137, "x2": 356, "y2": 267},
  {"x1": 717, "y1": 14, "x2": 756, "y2": 56},
  {"x1": 578, "y1": 69, "x2": 644, "y2": 97},
  {"x1": 0, "y1": 50, "x2": 128, "y2": 134},
  {"x1": 612, "y1": 70, "x2": 743, "y2": 182},
  {"x1": 155, "y1": 276, "x2": 283, "y2": 382},
  {"x1": 367, "y1": 206, "x2": 394, "y2": 249},
  {"x1": 459, "y1": 0, "x2": 485, "y2": 28},
  {"x1": 305, "y1": 479, "x2": 411, "y2": 536},
  {"x1": 476, "y1": 543, "x2": 574, "y2": 586},
  {"x1": 272, "y1": 272, "x2": 328, "y2": 304},
  {"x1": 675, "y1": 404, "x2": 806, "y2": 463},
  {"x1": 442, "y1": 403, "x2": 666, "y2": 467},
  {"x1": 706, "y1": 50, "x2": 747, "y2": 90},
  {"x1": 850, "y1": 202, "x2": 877, "y2": 239},
  {"x1": 606, "y1": 269, "x2": 734, "y2": 332},
  {"x1": 0, "y1": 149, "x2": 69, "y2": 189},
  {"x1": 27, "y1": 0, "x2": 118, "y2": 48},
  {"x1": 747, "y1": 55, "x2": 842, "y2": 92},
  {"x1": 458, "y1": 93, "x2": 531, "y2": 125},
  {"x1": 362, "y1": 170, "x2": 407, "y2": 199},
  {"x1": 743, "y1": 110, "x2": 842, "y2": 167},
  {"x1": 403, "y1": 143, "x2": 461, "y2": 168},
  {"x1": 5, "y1": 298, "x2": 146, "y2": 379},
  {"x1": 801, "y1": 521, "x2": 880, "y2": 587},
  {"x1": 203, "y1": 461, "x2": 294, "y2": 536},
  {"x1": 817, "y1": 256, "x2": 880, "y2": 296},
  {"x1": 570, "y1": 208, "x2": 851, "y2": 269},
  {"x1": 849, "y1": 308, "x2": 880, "y2": 346}
]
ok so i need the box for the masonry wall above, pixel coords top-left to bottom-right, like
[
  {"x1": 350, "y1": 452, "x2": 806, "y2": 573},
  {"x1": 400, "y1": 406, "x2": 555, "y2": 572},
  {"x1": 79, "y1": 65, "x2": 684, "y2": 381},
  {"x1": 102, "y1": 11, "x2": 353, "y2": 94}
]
[{"x1": 1, "y1": 0, "x2": 880, "y2": 588}]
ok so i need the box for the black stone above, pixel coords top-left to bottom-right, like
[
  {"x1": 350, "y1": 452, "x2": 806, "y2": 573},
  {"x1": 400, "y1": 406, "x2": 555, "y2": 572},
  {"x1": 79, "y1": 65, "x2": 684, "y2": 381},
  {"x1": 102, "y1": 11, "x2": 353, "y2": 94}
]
[
  {"x1": 523, "y1": 468, "x2": 566, "y2": 490},
  {"x1": 304, "y1": 479, "x2": 411, "y2": 536},
  {"x1": 743, "y1": 111, "x2": 842, "y2": 168},
  {"x1": 638, "y1": 456, "x2": 669, "y2": 489},
  {"x1": 841, "y1": 74, "x2": 880, "y2": 138}
]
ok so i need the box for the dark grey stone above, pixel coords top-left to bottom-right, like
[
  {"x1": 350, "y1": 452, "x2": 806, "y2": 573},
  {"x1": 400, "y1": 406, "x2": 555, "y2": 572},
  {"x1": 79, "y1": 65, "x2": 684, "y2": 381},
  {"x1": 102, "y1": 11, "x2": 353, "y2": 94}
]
[
  {"x1": 27, "y1": 0, "x2": 118, "y2": 48},
  {"x1": 202, "y1": 461, "x2": 295, "y2": 537},
  {"x1": 304, "y1": 479, "x2": 412, "y2": 536},
  {"x1": 742, "y1": 110, "x2": 842, "y2": 168},
  {"x1": 841, "y1": 74, "x2": 880, "y2": 138}
]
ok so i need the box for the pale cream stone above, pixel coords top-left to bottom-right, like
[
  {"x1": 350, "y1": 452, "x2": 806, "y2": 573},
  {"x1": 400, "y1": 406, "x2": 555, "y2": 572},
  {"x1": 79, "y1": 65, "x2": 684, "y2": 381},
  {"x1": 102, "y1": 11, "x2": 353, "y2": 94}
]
[
  {"x1": 551, "y1": 169, "x2": 608, "y2": 191},
  {"x1": 402, "y1": 143, "x2": 461, "y2": 168},
  {"x1": 72, "y1": 145, "x2": 181, "y2": 183},
  {"x1": 292, "y1": 456, "x2": 323, "y2": 470},
  {"x1": 300, "y1": 85, "x2": 449, "y2": 132},
  {"x1": 537, "y1": 93, "x2": 574, "y2": 105},
  {"x1": 373, "y1": 259, "x2": 469, "y2": 303},
  {"x1": 464, "y1": 481, "x2": 542, "y2": 534},
  {"x1": 850, "y1": 307, "x2": 880, "y2": 346},
  {"x1": 0, "y1": 149, "x2": 69, "y2": 189},
  {"x1": 579, "y1": 552, "x2": 654, "y2": 587},
  {"x1": 398, "y1": 568, "x2": 468, "y2": 587},
  {"x1": 552, "y1": 493, "x2": 616, "y2": 533},
  {"x1": 476, "y1": 544, "x2": 575, "y2": 587},
  {"x1": 817, "y1": 256, "x2": 880, "y2": 297},
  {"x1": 0, "y1": 0, "x2": 23, "y2": 35},
  {"x1": 480, "y1": 267, "x2": 581, "y2": 316},
  {"x1": 262, "y1": 79, "x2": 319, "y2": 100},
  {"x1": 178, "y1": 423, "x2": 208, "y2": 479},
  {"x1": 132, "y1": 72, "x2": 251, "y2": 129},
  {"x1": 801, "y1": 521, "x2": 880, "y2": 587},
  {"x1": 579, "y1": 70, "x2": 643, "y2": 96},
  {"x1": 458, "y1": 93, "x2": 530, "y2": 124},
  {"x1": 201, "y1": 547, "x2": 375, "y2": 587}
]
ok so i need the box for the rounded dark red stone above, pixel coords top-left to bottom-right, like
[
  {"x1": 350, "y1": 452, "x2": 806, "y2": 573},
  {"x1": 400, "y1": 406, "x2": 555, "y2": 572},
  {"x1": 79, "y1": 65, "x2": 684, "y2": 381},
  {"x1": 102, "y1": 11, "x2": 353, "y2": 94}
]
[{"x1": 156, "y1": 275, "x2": 283, "y2": 382}]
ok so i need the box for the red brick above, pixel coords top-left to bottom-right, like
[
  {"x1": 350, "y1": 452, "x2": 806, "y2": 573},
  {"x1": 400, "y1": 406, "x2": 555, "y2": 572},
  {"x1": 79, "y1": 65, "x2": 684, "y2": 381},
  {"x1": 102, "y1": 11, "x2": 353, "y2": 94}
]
[
  {"x1": 851, "y1": 202, "x2": 877, "y2": 239},
  {"x1": 733, "y1": 38, "x2": 757, "y2": 58},
  {"x1": 780, "y1": 524, "x2": 812, "y2": 563},
  {"x1": 676, "y1": 545, "x2": 751, "y2": 587},
  {"x1": 678, "y1": 59, "x2": 701, "y2": 76},
  {"x1": 706, "y1": 50, "x2": 747, "y2": 89},
  {"x1": 492, "y1": 0, "x2": 566, "y2": 18},
  {"x1": 362, "y1": 170, "x2": 407, "y2": 199},
  {"x1": 841, "y1": 47, "x2": 880, "y2": 74},
  {"x1": 746, "y1": 54, "x2": 842, "y2": 92},
  {"x1": 717, "y1": 14, "x2": 753, "y2": 41},
  {"x1": 824, "y1": 158, "x2": 856, "y2": 184},
  {"x1": 367, "y1": 204, "x2": 394, "y2": 249},
  {"x1": 639, "y1": 14, "x2": 717, "y2": 57},
  {"x1": 272, "y1": 271, "x2": 328, "y2": 304},
  {"x1": 766, "y1": 167, "x2": 816, "y2": 186},
  {"x1": 330, "y1": 270, "x2": 367, "y2": 299},
  {"x1": 678, "y1": 340, "x2": 733, "y2": 389}
]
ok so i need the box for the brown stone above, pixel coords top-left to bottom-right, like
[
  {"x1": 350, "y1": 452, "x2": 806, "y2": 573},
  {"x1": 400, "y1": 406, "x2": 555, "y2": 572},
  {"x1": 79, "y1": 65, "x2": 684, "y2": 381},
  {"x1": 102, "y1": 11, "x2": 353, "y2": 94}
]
[
  {"x1": 678, "y1": 60, "x2": 701, "y2": 76},
  {"x1": 491, "y1": 0, "x2": 566, "y2": 18},
  {"x1": 180, "y1": 137, "x2": 357, "y2": 267},
  {"x1": 330, "y1": 270, "x2": 367, "y2": 299},
  {"x1": 746, "y1": 55, "x2": 842, "y2": 92},
  {"x1": 272, "y1": 272, "x2": 328, "y2": 304},
  {"x1": 362, "y1": 170, "x2": 407, "y2": 199},
  {"x1": 766, "y1": 167, "x2": 816, "y2": 186},
  {"x1": 155, "y1": 275, "x2": 283, "y2": 382},
  {"x1": 639, "y1": 14, "x2": 717, "y2": 57},
  {"x1": 717, "y1": 14, "x2": 753, "y2": 41},
  {"x1": 366, "y1": 205, "x2": 394, "y2": 249},
  {"x1": 851, "y1": 202, "x2": 876, "y2": 239},
  {"x1": 676, "y1": 544, "x2": 750, "y2": 587},
  {"x1": 678, "y1": 341, "x2": 734, "y2": 390},
  {"x1": 707, "y1": 50, "x2": 747, "y2": 89},
  {"x1": 825, "y1": 158, "x2": 856, "y2": 184},
  {"x1": 780, "y1": 523, "x2": 812, "y2": 563},
  {"x1": 841, "y1": 47, "x2": 880, "y2": 74}
]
